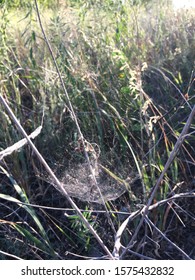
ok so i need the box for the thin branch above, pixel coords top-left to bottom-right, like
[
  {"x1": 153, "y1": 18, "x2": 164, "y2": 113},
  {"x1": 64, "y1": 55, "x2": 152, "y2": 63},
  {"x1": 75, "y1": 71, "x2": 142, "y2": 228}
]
[
  {"x1": 118, "y1": 105, "x2": 195, "y2": 259},
  {"x1": 0, "y1": 250, "x2": 23, "y2": 260},
  {"x1": 34, "y1": 0, "x2": 115, "y2": 234},
  {"x1": 144, "y1": 215, "x2": 192, "y2": 260},
  {"x1": 0, "y1": 93, "x2": 114, "y2": 259},
  {"x1": 1, "y1": 190, "x2": 194, "y2": 214},
  {"x1": 113, "y1": 191, "x2": 195, "y2": 259}
]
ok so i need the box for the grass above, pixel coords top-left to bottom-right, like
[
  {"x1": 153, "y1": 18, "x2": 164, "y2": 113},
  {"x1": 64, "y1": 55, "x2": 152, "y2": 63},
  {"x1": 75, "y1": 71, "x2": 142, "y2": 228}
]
[{"x1": 0, "y1": 0, "x2": 195, "y2": 259}]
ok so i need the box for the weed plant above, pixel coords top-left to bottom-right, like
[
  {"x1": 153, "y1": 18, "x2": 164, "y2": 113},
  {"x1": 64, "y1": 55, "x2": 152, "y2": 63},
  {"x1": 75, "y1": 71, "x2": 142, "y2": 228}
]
[{"x1": 0, "y1": 0, "x2": 195, "y2": 259}]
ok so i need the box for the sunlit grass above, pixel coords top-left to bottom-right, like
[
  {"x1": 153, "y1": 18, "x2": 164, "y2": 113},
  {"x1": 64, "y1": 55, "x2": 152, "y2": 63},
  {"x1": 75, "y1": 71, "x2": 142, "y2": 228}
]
[{"x1": 0, "y1": 0, "x2": 195, "y2": 260}]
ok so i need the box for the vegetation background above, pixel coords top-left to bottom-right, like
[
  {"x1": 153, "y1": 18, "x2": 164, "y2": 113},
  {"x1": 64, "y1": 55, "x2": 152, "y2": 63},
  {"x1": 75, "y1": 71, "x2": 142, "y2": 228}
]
[{"x1": 0, "y1": 0, "x2": 195, "y2": 259}]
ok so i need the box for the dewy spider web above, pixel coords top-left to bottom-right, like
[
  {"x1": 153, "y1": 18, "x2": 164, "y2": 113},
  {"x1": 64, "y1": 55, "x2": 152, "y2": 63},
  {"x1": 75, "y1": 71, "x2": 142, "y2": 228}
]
[
  {"x1": 39, "y1": 137, "x2": 138, "y2": 204},
  {"x1": 46, "y1": 151, "x2": 137, "y2": 204},
  {"x1": 48, "y1": 161, "x2": 124, "y2": 203}
]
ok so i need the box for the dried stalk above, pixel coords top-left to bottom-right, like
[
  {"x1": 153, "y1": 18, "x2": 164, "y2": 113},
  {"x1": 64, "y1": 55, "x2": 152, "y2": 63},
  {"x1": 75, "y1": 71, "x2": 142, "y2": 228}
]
[
  {"x1": 144, "y1": 215, "x2": 191, "y2": 259},
  {"x1": 0, "y1": 93, "x2": 114, "y2": 259},
  {"x1": 34, "y1": 0, "x2": 116, "y2": 234},
  {"x1": 113, "y1": 105, "x2": 195, "y2": 259},
  {"x1": 113, "y1": 191, "x2": 195, "y2": 258}
]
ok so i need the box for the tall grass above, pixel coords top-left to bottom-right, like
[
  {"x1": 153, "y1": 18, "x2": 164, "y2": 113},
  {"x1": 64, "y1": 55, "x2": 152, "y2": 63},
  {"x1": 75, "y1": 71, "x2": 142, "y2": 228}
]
[{"x1": 0, "y1": 0, "x2": 195, "y2": 259}]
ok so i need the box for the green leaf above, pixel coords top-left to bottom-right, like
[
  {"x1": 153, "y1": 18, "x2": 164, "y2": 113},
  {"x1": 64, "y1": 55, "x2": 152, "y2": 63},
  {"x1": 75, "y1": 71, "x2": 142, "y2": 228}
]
[
  {"x1": 0, "y1": 166, "x2": 54, "y2": 254},
  {"x1": 13, "y1": 224, "x2": 53, "y2": 255}
]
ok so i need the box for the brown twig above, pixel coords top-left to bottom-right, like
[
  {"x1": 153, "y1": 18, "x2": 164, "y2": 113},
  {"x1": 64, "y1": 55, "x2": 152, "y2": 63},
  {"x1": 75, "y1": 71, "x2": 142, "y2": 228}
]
[
  {"x1": 33, "y1": 0, "x2": 116, "y2": 234},
  {"x1": 113, "y1": 105, "x2": 195, "y2": 258},
  {"x1": 144, "y1": 215, "x2": 191, "y2": 259},
  {"x1": 0, "y1": 93, "x2": 114, "y2": 259},
  {"x1": 113, "y1": 191, "x2": 195, "y2": 258}
]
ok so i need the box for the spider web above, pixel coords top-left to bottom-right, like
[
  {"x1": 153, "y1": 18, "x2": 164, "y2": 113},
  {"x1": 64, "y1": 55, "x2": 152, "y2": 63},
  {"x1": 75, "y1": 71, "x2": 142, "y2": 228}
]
[
  {"x1": 48, "y1": 159, "x2": 136, "y2": 203},
  {"x1": 58, "y1": 164, "x2": 126, "y2": 203},
  {"x1": 39, "y1": 136, "x2": 138, "y2": 204}
]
